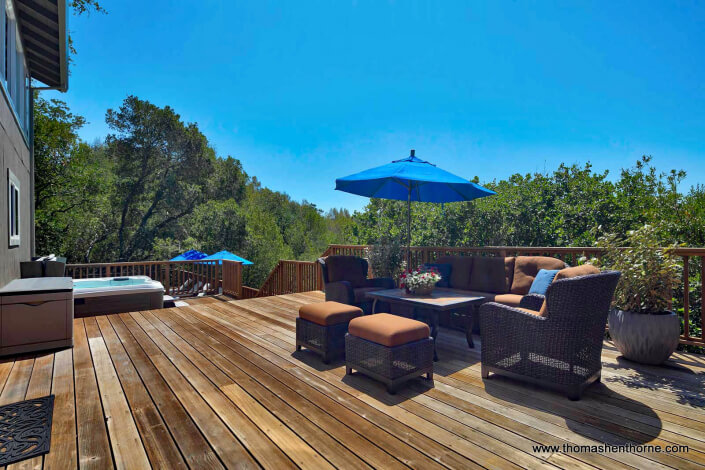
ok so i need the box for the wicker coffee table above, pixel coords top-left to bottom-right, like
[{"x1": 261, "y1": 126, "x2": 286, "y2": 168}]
[{"x1": 366, "y1": 288, "x2": 484, "y2": 360}]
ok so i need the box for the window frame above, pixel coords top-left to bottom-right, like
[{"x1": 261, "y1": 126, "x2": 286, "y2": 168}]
[
  {"x1": 8, "y1": 168, "x2": 20, "y2": 247},
  {"x1": 0, "y1": 0, "x2": 30, "y2": 144}
]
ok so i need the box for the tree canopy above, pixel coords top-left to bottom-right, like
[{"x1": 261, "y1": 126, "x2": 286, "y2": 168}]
[{"x1": 34, "y1": 95, "x2": 704, "y2": 288}]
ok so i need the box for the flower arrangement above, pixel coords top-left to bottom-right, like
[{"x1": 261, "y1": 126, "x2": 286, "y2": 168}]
[{"x1": 400, "y1": 266, "x2": 442, "y2": 295}]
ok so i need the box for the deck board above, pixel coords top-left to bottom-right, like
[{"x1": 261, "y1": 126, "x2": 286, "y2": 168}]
[{"x1": 0, "y1": 292, "x2": 703, "y2": 469}]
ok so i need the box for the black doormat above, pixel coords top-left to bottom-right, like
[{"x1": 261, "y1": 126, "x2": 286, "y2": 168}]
[{"x1": 0, "y1": 396, "x2": 54, "y2": 466}]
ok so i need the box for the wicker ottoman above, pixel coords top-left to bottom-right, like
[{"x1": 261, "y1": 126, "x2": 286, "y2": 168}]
[
  {"x1": 297, "y1": 302, "x2": 363, "y2": 363},
  {"x1": 345, "y1": 313, "x2": 434, "y2": 394}
]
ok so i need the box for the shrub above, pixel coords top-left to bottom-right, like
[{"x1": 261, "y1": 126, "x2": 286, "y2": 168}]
[
  {"x1": 592, "y1": 224, "x2": 681, "y2": 313},
  {"x1": 367, "y1": 235, "x2": 405, "y2": 281}
]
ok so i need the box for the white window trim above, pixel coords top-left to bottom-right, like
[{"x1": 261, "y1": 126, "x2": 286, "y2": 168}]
[{"x1": 8, "y1": 169, "x2": 20, "y2": 247}]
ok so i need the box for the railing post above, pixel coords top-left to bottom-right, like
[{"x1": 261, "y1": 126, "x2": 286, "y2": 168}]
[
  {"x1": 683, "y1": 256, "x2": 690, "y2": 339},
  {"x1": 702, "y1": 256, "x2": 705, "y2": 342},
  {"x1": 164, "y1": 264, "x2": 171, "y2": 296},
  {"x1": 297, "y1": 262, "x2": 303, "y2": 293},
  {"x1": 316, "y1": 262, "x2": 323, "y2": 290}
]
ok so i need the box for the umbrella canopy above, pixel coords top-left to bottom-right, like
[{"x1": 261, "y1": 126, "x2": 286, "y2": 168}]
[
  {"x1": 202, "y1": 250, "x2": 254, "y2": 265},
  {"x1": 336, "y1": 151, "x2": 495, "y2": 203},
  {"x1": 335, "y1": 150, "x2": 496, "y2": 265},
  {"x1": 170, "y1": 249, "x2": 208, "y2": 261}
]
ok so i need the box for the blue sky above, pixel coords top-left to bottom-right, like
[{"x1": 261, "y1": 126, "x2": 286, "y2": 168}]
[{"x1": 47, "y1": 0, "x2": 705, "y2": 212}]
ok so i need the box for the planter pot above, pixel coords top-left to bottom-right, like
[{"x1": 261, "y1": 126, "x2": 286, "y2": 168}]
[
  {"x1": 608, "y1": 310, "x2": 680, "y2": 365},
  {"x1": 406, "y1": 286, "x2": 434, "y2": 296}
]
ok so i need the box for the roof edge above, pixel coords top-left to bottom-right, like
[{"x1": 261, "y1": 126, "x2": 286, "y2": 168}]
[{"x1": 57, "y1": 0, "x2": 68, "y2": 92}]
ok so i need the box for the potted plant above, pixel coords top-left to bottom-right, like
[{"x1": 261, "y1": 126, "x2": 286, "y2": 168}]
[
  {"x1": 592, "y1": 224, "x2": 682, "y2": 365},
  {"x1": 400, "y1": 266, "x2": 442, "y2": 296}
]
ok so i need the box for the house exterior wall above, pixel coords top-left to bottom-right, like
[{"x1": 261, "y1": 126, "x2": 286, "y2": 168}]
[{"x1": 0, "y1": 86, "x2": 31, "y2": 287}]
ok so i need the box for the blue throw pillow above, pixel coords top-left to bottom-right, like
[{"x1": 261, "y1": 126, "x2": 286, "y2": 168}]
[
  {"x1": 528, "y1": 269, "x2": 560, "y2": 295},
  {"x1": 423, "y1": 263, "x2": 451, "y2": 288}
]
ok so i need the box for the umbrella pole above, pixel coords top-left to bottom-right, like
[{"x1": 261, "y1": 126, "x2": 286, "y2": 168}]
[{"x1": 407, "y1": 186, "x2": 411, "y2": 269}]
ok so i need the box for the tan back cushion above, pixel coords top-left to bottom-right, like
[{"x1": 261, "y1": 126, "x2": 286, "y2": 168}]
[
  {"x1": 511, "y1": 256, "x2": 566, "y2": 295},
  {"x1": 436, "y1": 256, "x2": 474, "y2": 290},
  {"x1": 325, "y1": 256, "x2": 366, "y2": 288},
  {"x1": 469, "y1": 257, "x2": 515, "y2": 294},
  {"x1": 553, "y1": 264, "x2": 600, "y2": 281},
  {"x1": 538, "y1": 264, "x2": 601, "y2": 316}
]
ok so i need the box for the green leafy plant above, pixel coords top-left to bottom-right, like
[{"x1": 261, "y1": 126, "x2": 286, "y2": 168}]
[
  {"x1": 592, "y1": 224, "x2": 681, "y2": 313},
  {"x1": 367, "y1": 235, "x2": 405, "y2": 281}
]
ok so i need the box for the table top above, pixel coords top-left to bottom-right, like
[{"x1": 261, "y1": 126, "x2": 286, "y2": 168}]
[{"x1": 365, "y1": 288, "x2": 485, "y2": 310}]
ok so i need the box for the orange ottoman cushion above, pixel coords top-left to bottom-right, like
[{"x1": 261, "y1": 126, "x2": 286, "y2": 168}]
[
  {"x1": 299, "y1": 302, "x2": 363, "y2": 326},
  {"x1": 348, "y1": 313, "x2": 430, "y2": 347}
]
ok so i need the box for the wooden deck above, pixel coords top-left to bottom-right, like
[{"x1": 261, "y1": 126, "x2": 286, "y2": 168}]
[{"x1": 2, "y1": 292, "x2": 704, "y2": 469}]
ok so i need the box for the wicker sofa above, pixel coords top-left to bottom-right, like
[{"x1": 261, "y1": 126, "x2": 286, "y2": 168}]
[
  {"x1": 318, "y1": 256, "x2": 395, "y2": 313},
  {"x1": 415, "y1": 255, "x2": 565, "y2": 329},
  {"x1": 430, "y1": 255, "x2": 567, "y2": 307},
  {"x1": 479, "y1": 268, "x2": 621, "y2": 400}
]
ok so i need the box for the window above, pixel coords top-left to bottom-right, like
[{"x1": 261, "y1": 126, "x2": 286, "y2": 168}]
[
  {"x1": 1, "y1": 0, "x2": 30, "y2": 139},
  {"x1": 8, "y1": 169, "x2": 19, "y2": 247}
]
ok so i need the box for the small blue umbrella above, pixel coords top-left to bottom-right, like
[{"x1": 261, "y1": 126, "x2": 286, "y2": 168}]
[
  {"x1": 336, "y1": 149, "x2": 496, "y2": 263},
  {"x1": 202, "y1": 250, "x2": 254, "y2": 266},
  {"x1": 170, "y1": 249, "x2": 208, "y2": 261}
]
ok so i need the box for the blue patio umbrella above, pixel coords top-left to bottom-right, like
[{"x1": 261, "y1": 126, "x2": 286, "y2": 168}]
[
  {"x1": 202, "y1": 250, "x2": 254, "y2": 265},
  {"x1": 170, "y1": 249, "x2": 208, "y2": 261},
  {"x1": 336, "y1": 149, "x2": 496, "y2": 264}
]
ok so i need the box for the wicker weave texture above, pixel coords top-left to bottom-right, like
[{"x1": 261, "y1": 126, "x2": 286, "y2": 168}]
[
  {"x1": 480, "y1": 271, "x2": 620, "y2": 391},
  {"x1": 345, "y1": 334, "x2": 433, "y2": 380},
  {"x1": 296, "y1": 318, "x2": 349, "y2": 361}
]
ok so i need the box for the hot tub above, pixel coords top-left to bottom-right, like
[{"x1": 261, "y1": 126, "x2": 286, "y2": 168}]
[{"x1": 73, "y1": 276, "x2": 164, "y2": 317}]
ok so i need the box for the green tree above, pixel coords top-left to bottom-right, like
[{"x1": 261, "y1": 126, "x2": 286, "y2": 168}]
[
  {"x1": 33, "y1": 96, "x2": 112, "y2": 260},
  {"x1": 105, "y1": 96, "x2": 217, "y2": 260}
]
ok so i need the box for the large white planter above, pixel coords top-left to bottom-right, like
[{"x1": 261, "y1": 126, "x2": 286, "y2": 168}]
[{"x1": 608, "y1": 310, "x2": 680, "y2": 365}]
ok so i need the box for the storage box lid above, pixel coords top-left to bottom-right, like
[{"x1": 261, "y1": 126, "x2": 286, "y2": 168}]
[{"x1": 0, "y1": 277, "x2": 73, "y2": 296}]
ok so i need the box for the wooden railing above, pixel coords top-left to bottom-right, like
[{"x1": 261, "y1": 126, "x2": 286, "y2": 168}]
[
  {"x1": 221, "y1": 260, "x2": 243, "y2": 298},
  {"x1": 250, "y1": 244, "x2": 705, "y2": 348},
  {"x1": 254, "y1": 260, "x2": 323, "y2": 297},
  {"x1": 67, "y1": 259, "x2": 243, "y2": 298},
  {"x1": 240, "y1": 286, "x2": 260, "y2": 299}
]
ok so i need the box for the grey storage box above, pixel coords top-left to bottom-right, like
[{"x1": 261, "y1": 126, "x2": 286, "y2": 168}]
[{"x1": 0, "y1": 278, "x2": 74, "y2": 356}]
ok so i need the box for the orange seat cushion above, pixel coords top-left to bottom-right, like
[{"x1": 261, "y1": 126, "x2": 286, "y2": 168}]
[
  {"x1": 299, "y1": 302, "x2": 363, "y2": 326},
  {"x1": 348, "y1": 313, "x2": 430, "y2": 347},
  {"x1": 516, "y1": 307, "x2": 544, "y2": 317},
  {"x1": 464, "y1": 291, "x2": 522, "y2": 307}
]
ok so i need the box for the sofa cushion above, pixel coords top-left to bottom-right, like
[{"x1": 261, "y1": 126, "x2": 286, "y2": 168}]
[
  {"x1": 436, "y1": 256, "x2": 474, "y2": 290},
  {"x1": 554, "y1": 264, "x2": 600, "y2": 281},
  {"x1": 423, "y1": 263, "x2": 451, "y2": 288},
  {"x1": 511, "y1": 256, "x2": 566, "y2": 295},
  {"x1": 469, "y1": 257, "x2": 515, "y2": 294},
  {"x1": 464, "y1": 290, "x2": 522, "y2": 308},
  {"x1": 348, "y1": 313, "x2": 430, "y2": 347},
  {"x1": 325, "y1": 256, "x2": 366, "y2": 288},
  {"x1": 493, "y1": 293, "x2": 523, "y2": 308},
  {"x1": 528, "y1": 269, "x2": 560, "y2": 295},
  {"x1": 516, "y1": 307, "x2": 544, "y2": 317},
  {"x1": 299, "y1": 301, "x2": 363, "y2": 326}
]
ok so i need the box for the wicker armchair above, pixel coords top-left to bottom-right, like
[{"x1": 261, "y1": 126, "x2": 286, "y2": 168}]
[
  {"x1": 318, "y1": 256, "x2": 395, "y2": 313},
  {"x1": 479, "y1": 271, "x2": 620, "y2": 400}
]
